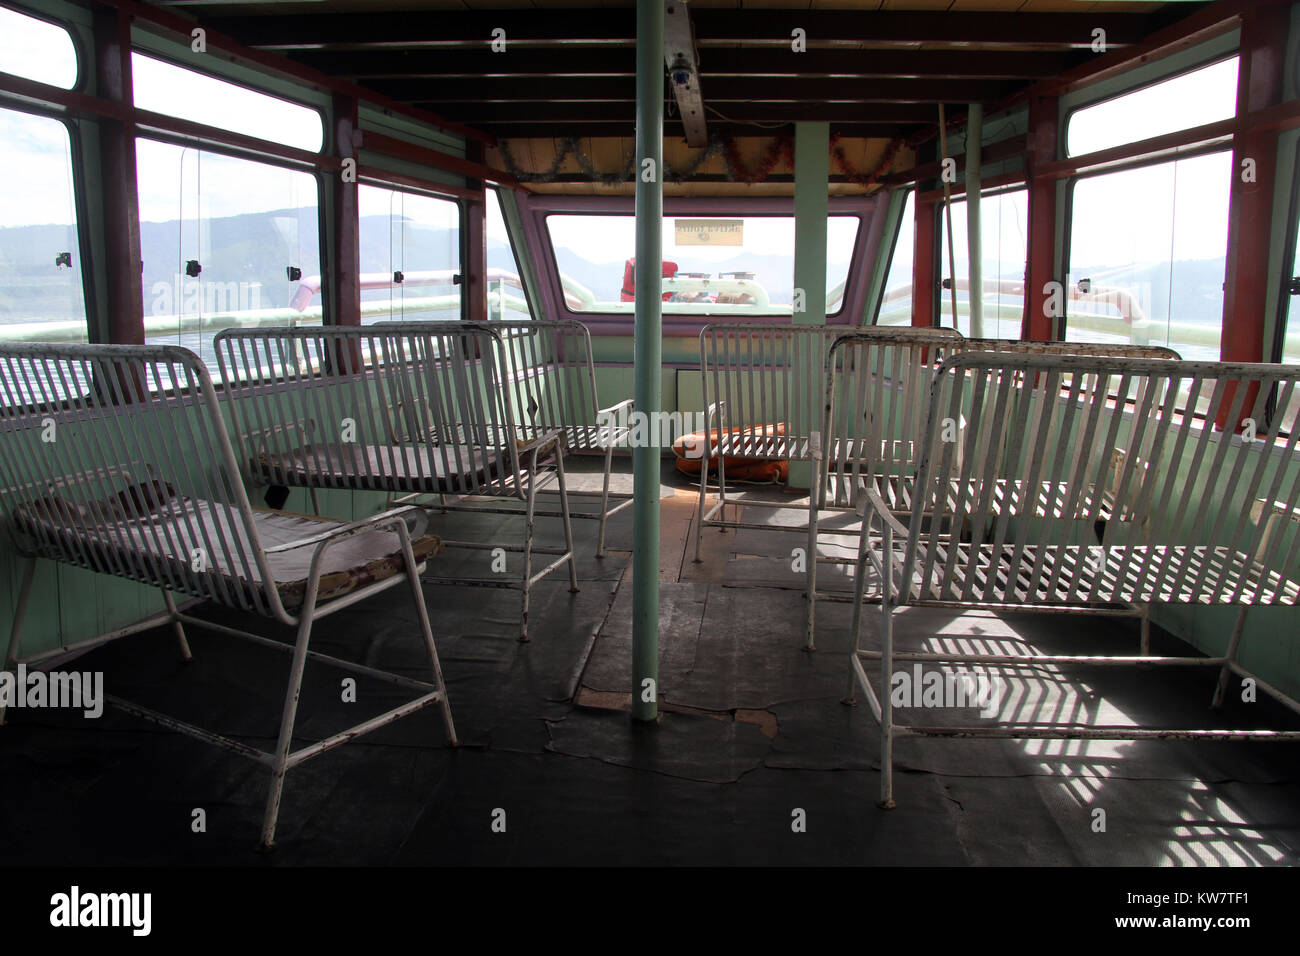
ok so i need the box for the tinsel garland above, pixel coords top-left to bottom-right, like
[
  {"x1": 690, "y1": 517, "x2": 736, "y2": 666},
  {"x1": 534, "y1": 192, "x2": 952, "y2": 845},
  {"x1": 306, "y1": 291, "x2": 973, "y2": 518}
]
[
  {"x1": 829, "y1": 133, "x2": 906, "y2": 188},
  {"x1": 497, "y1": 131, "x2": 906, "y2": 187}
]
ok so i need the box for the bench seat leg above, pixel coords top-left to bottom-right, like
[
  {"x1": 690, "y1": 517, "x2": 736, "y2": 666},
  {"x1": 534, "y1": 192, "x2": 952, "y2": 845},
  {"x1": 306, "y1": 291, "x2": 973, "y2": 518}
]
[
  {"x1": 1212, "y1": 606, "x2": 1250, "y2": 711},
  {"x1": 160, "y1": 589, "x2": 193, "y2": 662},
  {"x1": 879, "y1": 521, "x2": 896, "y2": 810},
  {"x1": 597, "y1": 441, "x2": 614, "y2": 559},
  {"x1": 0, "y1": 556, "x2": 37, "y2": 727},
  {"x1": 260, "y1": 533, "x2": 456, "y2": 850}
]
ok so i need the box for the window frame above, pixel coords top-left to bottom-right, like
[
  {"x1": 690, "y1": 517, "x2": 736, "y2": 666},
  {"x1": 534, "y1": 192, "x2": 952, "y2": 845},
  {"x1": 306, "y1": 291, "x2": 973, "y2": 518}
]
[
  {"x1": 0, "y1": 1, "x2": 82, "y2": 92},
  {"x1": 1061, "y1": 141, "x2": 1234, "y2": 347},
  {"x1": 0, "y1": 99, "x2": 93, "y2": 342},
  {"x1": 519, "y1": 193, "x2": 882, "y2": 334},
  {"x1": 1062, "y1": 52, "x2": 1242, "y2": 162}
]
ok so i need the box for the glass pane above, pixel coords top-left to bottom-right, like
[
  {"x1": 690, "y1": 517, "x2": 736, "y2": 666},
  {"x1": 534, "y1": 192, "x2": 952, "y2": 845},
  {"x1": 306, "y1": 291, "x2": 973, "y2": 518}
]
[
  {"x1": 1066, "y1": 151, "x2": 1230, "y2": 363},
  {"x1": 0, "y1": 7, "x2": 77, "y2": 89},
  {"x1": 136, "y1": 139, "x2": 320, "y2": 373},
  {"x1": 132, "y1": 53, "x2": 323, "y2": 152},
  {"x1": 877, "y1": 192, "x2": 914, "y2": 326},
  {"x1": 487, "y1": 187, "x2": 532, "y2": 320},
  {"x1": 0, "y1": 108, "x2": 87, "y2": 342},
  {"x1": 358, "y1": 184, "x2": 461, "y2": 325},
  {"x1": 545, "y1": 214, "x2": 860, "y2": 317},
  {"x1": 939, "y1": 188, "x2": 1028, "y2": 339},
  {"x1": 1067, "y1": 57, "x2": 1239, "y2": 157}
]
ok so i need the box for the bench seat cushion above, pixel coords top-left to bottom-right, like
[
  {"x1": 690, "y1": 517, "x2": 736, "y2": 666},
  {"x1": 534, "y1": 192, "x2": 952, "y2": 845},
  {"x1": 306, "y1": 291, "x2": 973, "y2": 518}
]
[{"x1": 13, "y1": 493, "x2": 441, "y2": 612}]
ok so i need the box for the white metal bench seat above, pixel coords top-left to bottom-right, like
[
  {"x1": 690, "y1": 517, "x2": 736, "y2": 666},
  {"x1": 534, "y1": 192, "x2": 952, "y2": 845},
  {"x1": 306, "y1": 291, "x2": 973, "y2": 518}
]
[
  {"x1": 214, "y1": 323, "x2": 579, "y2": 643},
  {"x1": 252, "y1": 442, "x2": 536, "y2": 496},
  {"x1": 847, "y1": 352, "x2": 1300, "y2": 808},
  {"x1": 804, "y1": 334, "x2": 1180, "y2": 648},
  {"x1": 693, "y1": 323, "x2": 965, "y2": 563},
  {"x1": 0, "y1": 343, "x2": 456, "y2": 849},
  {"x1": 489, "y1": 320, "x2": 634, "y2": 558}
]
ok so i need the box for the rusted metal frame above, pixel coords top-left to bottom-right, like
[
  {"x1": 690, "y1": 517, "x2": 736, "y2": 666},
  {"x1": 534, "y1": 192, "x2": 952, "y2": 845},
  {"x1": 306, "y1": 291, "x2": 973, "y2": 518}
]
[
  {"x1": 96, "y1": 0, "x2": 493, "y2": 145},
  {"x1": 462, "y1": 141, "x2": 488, "y2": 323},
  {"x1": 0, "y1": 70, "x2": 341, "y2": 171},
  {"x1": 89, "y1": 4, "x2": 145, "y2": 347},
  {"x1": 911, "y1": 190, "x2": 938, "y2": 328},
  {"x1": 881, "y1": 135, "x2": 1028, "y2": 189},
  {"x1": 1220, "y1": 3, "x2": 1290, "y2": 403},
  {"x1": 1023, "y1": 94, "x2": 1060, "y2": 342},
  {"x1": 329, "y1": 93, "x2": 361, "y2": 327},
  {"x1": 915, "y1": 170, "x2": 1027, "y2": 206},
  {"x1": 356, "y1": 164, "x2": 481, "y2": 202},
  {"x1": 362, "y1": 130, "x2": 514, "y2": 186}
]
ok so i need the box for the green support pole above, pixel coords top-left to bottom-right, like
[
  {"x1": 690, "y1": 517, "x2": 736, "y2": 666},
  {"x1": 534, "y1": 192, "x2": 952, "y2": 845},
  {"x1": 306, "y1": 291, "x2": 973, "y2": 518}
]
[
  {"x1": 631, "y1": 0, "x2": 663, "y2": 723},
  {"x1": 790, "y1": 122, "x2": 829, "y2": 489},
  {"x1": 793, "y1": 122, "x2": 830, "y2": 327},
  {"x1": 966, "y1": 103, "x2": 985, "y2": 339}
]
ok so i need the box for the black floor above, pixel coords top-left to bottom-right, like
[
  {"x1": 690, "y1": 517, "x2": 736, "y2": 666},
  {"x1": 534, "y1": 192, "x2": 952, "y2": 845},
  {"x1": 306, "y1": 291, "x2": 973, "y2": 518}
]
[{"x1": 1, "y1": 459, "x2": 1297, "y2": 865}]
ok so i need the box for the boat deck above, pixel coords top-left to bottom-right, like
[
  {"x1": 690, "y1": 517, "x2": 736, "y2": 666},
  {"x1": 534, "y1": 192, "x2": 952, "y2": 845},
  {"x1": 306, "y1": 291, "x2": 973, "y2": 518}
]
[{"x1": 1, "y1": 459, "x2": 1297, "y2": 866}]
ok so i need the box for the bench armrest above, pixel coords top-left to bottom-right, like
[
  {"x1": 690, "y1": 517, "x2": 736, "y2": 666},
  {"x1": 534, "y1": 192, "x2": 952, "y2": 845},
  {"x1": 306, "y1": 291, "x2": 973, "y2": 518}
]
[
  {"x1": 858, "y1": 482, "x2": 911, "y2": 540},
  {"x1": 263, "y1": 505, "x2": 431, "y2": 554},
  {"x1": 597, "y1": 397, "x2": 634, "y2": 419}
]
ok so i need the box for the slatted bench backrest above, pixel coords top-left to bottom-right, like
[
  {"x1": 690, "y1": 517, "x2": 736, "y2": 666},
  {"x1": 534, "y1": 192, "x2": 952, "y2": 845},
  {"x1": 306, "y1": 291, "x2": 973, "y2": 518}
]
[
  {"x1": 906, "y1": 352, "x2": 1300, "y2": 607},
  {"x1": 700, "y1": 324, "x2": 866, "y2": 451},
  {"x1": 822, "y1": 329, "x2": 966, "y2": 505},
  {"x1": 215, "y1": 324, "x2": 521, "y2": 498},
  {"x1": 0, "y1": 343, "x2": 281, "y2": 617},
  {"x1": 487, "y1": 320, "x2": 605, "y2": 449}
]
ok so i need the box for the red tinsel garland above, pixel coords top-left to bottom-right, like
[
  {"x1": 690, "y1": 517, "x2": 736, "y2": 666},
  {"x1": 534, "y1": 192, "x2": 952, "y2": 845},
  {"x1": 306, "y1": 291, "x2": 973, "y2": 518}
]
[
  {"x1": 721, "y1": 133, "x2": 795, "y2": 184},
  {"x1": 829, "y1": 132, "x2": 907, "y2": 188}
]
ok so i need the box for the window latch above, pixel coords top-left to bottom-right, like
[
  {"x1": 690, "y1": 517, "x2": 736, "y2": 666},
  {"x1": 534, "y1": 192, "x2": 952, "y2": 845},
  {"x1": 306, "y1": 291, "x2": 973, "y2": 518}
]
[
  {"x1": 54, "y1": 252, "x2": 71, "y2": 269},
  {"x1": 1288, "y1": 276, "x2": 1300, "y2": 296},
  {"x1": 185, "y1": 260, "x2": 202, "y2": 278},
  {"x1": 286, "y1": 266, "x2": 302, "y2": 282},
  {"x1": 394, "y1": 270, "x2": 404, "y2": 284},
  {"x1": 452, "y1": 273, "x2": 464, "y2": 286}
]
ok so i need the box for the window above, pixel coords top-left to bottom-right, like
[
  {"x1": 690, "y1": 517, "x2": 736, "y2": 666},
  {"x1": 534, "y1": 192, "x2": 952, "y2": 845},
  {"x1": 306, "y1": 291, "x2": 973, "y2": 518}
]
[
  {"x1": 876, "y1": 192, "x2": 914, "y2": 326},
  {"x1": 135, "y1": 139, "x2": 320, "y2": 371},
  {"x1": 487, "y1": 187, "x2": 532, "y2": 320},
  {"x1": 544, "y1": 214, "x2": 860, "y2": 317},
  {"x1": 131, "y1": 53, "x2": 323, "y2": 152},
  {"x1": 1067, "y1": 58, "x2": 1239, "y2": 157},
  {"x1": 1066, "y1": 151, "x2": 1230, "y2": 362},
  {"x1": 938, "y1": 188, "x2": 1028, "y2": 339},
  {"x1": 0, "y1": 6, "x2": 77, "y2": 89},
  {"x1": 358, "y1": 184, "x2": 461, "y2": 325},
  {"x1": 0, "y1": 107, "x2": 87, "y2": 342}
]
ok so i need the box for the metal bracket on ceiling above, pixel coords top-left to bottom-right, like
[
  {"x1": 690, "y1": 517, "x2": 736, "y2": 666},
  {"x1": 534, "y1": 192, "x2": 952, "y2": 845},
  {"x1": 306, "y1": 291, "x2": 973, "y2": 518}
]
[{"x1": 664, "y1": 0, "x2": 707, "y2": 148}]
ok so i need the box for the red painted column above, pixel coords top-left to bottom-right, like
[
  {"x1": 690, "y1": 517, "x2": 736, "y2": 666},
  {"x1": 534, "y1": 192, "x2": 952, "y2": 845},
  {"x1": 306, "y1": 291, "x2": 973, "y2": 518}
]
[
  {"x1": 462, "y1": 140, "x2": 488, "y2": 322},
  {"x1": 1023, "y1": 93, "x2": 1060, "y2": 342},
  {"x1": 93, "y1": 5, "x2": 144, "y2": 345},
  {"x1": 912, "y1": 195, "x2": 937, "y2": 327},
  {"x1": 332, "y1": 93, "x2": 361, "y2": 327},
  {"x1": 1219, "y1": 4, "x2": 1289, "y2": 429}
]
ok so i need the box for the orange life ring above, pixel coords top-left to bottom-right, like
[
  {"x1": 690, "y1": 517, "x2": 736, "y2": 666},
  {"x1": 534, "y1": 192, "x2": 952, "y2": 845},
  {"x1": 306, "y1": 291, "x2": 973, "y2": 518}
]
[{"x1": 671, "y1": 424, "x2": 789, "y2": 484}]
